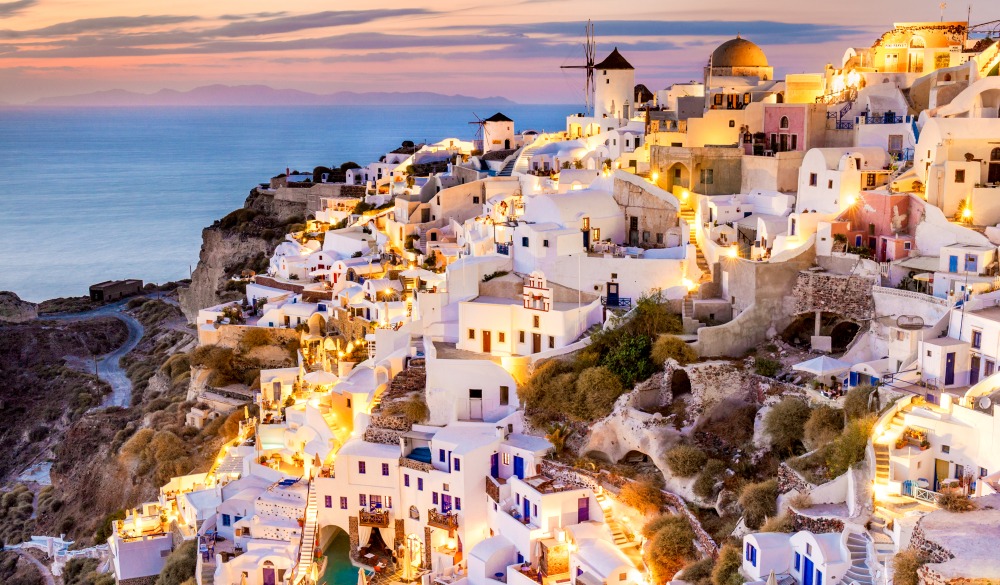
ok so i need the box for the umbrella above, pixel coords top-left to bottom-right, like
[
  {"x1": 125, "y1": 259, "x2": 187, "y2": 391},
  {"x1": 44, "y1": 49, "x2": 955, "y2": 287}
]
[
  {"x1": 766, "y1": 570, "x2": 778, "y2": 585},
  {"x1": 304, "y1": 371, "x2": 338, "y2": 385},
  {"x1": 792, "y1": 355, "x2": 851, "y2": 378}
]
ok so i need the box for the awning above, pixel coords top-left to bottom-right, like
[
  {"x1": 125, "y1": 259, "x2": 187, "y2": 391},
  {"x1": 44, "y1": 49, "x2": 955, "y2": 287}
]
[{"x1": 792, "y1": 355, "x2": 851, "y2": 377}]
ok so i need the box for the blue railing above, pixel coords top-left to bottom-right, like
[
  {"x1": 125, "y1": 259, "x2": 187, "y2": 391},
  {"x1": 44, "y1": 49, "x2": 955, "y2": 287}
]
[
  {"x1": 863, "y1": 114, "x2": 906, "y2": 124},
  {"x1": 836, "y1": 120, "x2": 854, "y2": 130},
  {"x1": 496, "y1": 243, "x2": 511, "y2": 255},
  {"x1": 600, "y1": 297, "x2": 633, "y2": 309}
]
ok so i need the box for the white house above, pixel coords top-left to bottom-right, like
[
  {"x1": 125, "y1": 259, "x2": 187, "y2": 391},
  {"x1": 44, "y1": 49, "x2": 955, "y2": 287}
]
[
  {"x1": 741, "y1": 531, "x2": 851, "y2": 585},
  {"x1": 795, "y1": 148, "x2": 892, "y2": 215}
]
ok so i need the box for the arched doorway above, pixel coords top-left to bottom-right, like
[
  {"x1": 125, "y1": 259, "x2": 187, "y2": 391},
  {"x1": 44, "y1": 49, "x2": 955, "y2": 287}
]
[
  {"x1": 670, "y1": 369, "x2": 692, "y2": 399},
  {"x1": 664, "y1": 162, "x2": 690, "y2": 193},
  {"x1": 990, "y1": 147, "x2": 1000, "y2": 184}
]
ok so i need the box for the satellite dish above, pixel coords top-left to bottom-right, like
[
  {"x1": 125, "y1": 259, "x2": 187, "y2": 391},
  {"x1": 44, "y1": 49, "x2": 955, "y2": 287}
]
[{"x1": 979, "y1": 397, "x2": 993, "y2": 411}]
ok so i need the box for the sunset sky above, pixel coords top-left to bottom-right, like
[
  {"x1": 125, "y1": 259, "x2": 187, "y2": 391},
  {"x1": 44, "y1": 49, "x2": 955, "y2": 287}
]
[{"x1": 0, "y1": 0, "x2": 985, "y2": 104}]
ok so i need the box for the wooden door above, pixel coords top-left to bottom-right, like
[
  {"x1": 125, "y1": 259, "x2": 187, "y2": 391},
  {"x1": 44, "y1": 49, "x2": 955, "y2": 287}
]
[
  {"x1": 482, "y1": 330, "x2": 491, "y2": 353},
  {"x1": 532, "y1": 333, "x2": 541, "y2": 353}
]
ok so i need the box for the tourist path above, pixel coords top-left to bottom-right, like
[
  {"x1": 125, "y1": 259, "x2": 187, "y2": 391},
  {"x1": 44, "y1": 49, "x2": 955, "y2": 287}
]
[
  {"x1": 7, "y1": 548, "x2": 56, "y2": 585},
  {"x1": 40, "y1": 298, "x2": 145, "y2": 407}
]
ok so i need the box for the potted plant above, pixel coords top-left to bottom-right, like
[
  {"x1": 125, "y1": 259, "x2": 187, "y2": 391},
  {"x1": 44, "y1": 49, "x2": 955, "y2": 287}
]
[
  {"x1": 895, "y1": 437, "x2": 908, "y2": 450},
  {"x1": 920, "y1": 438, "x2": 930, "y2": 451}
]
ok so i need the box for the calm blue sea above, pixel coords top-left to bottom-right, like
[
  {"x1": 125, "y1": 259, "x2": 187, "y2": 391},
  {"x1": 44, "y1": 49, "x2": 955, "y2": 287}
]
[{"x1": 0, "y1": 104, "x2": 572, "y2": 302}]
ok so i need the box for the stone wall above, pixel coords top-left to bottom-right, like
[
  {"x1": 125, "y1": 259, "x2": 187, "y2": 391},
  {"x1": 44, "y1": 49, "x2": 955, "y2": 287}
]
[
  {"x1": 362, "y1": 427, "x2": 404, "y2": 445},
  {"x1": 791, "y1": 271, "x2": 876, "y2": 322},
  {"x1": 777, "y1": 463, "x2": 812, "y2": 495},
  {"x1": 119, "y1": 577, "x2": 159, "y2": 585},
  {"x1": 790, "y1": 511, "x2": 844, "y2": 534},
  {"x1": 612, "y1": 174, "x2": 680, "y2": 247},
  {"x1": 909, "y1": 524, "x2": 955, "y2": 565},
  {"x1": 214, "y1": 324, "x2": 299, "y2": 350}
]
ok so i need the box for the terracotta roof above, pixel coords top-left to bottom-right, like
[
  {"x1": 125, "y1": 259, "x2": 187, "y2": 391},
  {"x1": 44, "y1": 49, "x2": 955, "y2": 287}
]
[
  {"x1": 485, "y1": 112, "x2": 513, "y2": 122},
  {"x1": 594, "y1": 48, "x2": 634, "y2": 70}
]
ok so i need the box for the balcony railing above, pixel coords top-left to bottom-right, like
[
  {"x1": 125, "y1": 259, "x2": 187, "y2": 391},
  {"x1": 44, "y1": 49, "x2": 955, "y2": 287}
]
[
  {"x1": 486, "y1": 476, "x2": 503, "y2": 503},
  {"x1": 600, "y1": 296, "x2": 632, "y2": 309},
  {"x1": 359, "y1": 508, "x2": 390, "y2": 527},
  {"x1": 427, "y1": 509, "x2": 459, "y2": 531},
  {"x1": 399, "y1": 457, "x2": 434, "y2": 473}
]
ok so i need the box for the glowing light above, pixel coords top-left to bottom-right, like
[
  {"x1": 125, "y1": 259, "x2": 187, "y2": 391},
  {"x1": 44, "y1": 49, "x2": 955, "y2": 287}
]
[
  {"x1": 727, "y1": 246, "x2": 738, "y2": 259},
  {"x1": 962, "y1": 207, "x2": 972, "y2": 220},
  {"x1": 682, "y1": 278, "x2": 697, "y2": 292},
  {"x1": 680, "y1": 190, "x2": 690, "y2": 202},
  {"x1": 846, "y1": 194, "x2": 858, "y2": 206},
  {"x1": 651, "y1": 172, "x2": 659, "y2": 183}
]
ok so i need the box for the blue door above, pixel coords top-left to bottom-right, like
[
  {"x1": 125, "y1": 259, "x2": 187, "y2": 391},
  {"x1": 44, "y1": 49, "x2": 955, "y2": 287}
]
[
  {"x1": 441, "y1": 494, "x2": 452, "y2": 513},
  {"x1": 523, "y1": 497, "x2": 531, "y2": 522},
  {"x1": 949, "y1": 255, "x2": 958, "y2": 272},
  {"x1": 578, "y1": 497, "x2": 590, "y2": 523},
  {"x1": 803, "y1": 558, "x2": 814, "y2": 585},
  {"x1": 490, "y1": 454, "x2": 499, "y2": 479},
  {"x1": 945, "y1": 352, "x2": 956, "y2": 386},
  {"x1": 513, "y1": 456, "x2": 524, "y2": 479}
]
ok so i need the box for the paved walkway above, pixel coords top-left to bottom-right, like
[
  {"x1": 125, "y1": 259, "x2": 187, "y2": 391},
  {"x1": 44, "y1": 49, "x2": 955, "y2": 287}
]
[{"x1": 40, "y1": 298, "x2": 145, "y2": 407}]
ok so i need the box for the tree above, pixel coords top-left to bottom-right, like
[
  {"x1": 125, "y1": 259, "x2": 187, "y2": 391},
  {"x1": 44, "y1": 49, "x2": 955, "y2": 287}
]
[
  {"x1": 652, "y1": 335, "x2": 698, "y2": 366},
  {"x1": 601, "y1": 331, "x2": 652, "y2": 387},
  {"x1": 156, "y1": 539, "x2": 197, "y2": 585},
  {"x1": 764, "y1": 398, "x2": 812, "y2": 456},
  {"x1": 646, "y1": 516, "x2": 697, "y2": 583},
  {"x1": 711, "y1": 543, "x2": 744, "y2": 585},
  {"x1": 804, "y1": 405, "x2": 845, "y2": 449},
  {"x1": 825, "y1": 417, "x2": 874, "y2": 477},
  {"x1": 738, "y1": 479, "x2": 778, "y2": 529},
  {"x1": 545, "y1": 423, "x2": 573, "y2": 455},
  {"x1": 665, "y1": 445, "x2": 708, "y2": 477}
]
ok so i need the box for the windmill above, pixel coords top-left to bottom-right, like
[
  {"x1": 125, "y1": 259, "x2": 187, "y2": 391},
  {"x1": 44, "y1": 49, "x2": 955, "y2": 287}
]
[
  {"x1": 469, "y1": 112, "x2": 487, "y2": 150},
  {"x1": 560, "y1": 20, "x2": 597, "y2": 115}
]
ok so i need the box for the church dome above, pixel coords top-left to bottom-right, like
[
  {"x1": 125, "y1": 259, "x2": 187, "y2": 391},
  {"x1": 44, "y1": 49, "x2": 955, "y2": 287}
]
[{"x1": 711, "y1": 36, "x2": 769, "y2": 68}]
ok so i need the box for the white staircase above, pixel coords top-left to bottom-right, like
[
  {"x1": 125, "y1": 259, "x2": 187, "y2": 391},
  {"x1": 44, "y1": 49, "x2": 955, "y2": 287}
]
[
  {"x1": 843, "y1": 532, "x2": 874, "y2": 585},
  {"x1": 292, "y1": 481, "x2": 319, "y2": 584},
  {"x1": 511, "y1": 140, "x2": 547, "y2": 175}
]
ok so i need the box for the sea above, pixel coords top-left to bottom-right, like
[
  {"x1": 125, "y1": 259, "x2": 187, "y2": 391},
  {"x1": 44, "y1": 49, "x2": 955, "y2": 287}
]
[{"x1": 0, "y1": 104, "x2": 573, "y2": 302}]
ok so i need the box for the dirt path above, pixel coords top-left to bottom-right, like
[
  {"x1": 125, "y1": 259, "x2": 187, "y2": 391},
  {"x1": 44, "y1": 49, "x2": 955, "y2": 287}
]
[
  {"x1": 8, "y1": 548, "x2": 56, "y2": 585},
  {"x1": 40, "y1": 298, "x2": 145, "y2": 407}
]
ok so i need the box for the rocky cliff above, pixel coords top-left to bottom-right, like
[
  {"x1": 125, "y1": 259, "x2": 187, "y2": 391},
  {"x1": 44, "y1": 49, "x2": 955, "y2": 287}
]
[
  {"x1": 179, "y1": 188, "x2": 307, "y2": 321},
  {"x1": 0, "y1": 291, "x2": 37, "y2": 323}
]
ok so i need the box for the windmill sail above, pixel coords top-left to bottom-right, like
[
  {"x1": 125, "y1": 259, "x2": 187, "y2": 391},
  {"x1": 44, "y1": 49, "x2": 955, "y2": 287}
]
[{"x1": 560, "y1": 20, "x2": 596, "y2": 115}]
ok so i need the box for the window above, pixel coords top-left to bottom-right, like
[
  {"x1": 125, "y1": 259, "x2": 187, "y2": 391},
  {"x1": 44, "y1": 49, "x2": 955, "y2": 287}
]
[
  {"x1": 439, "y1": 449, "x2": 446, "y2": 462},
  {"x1": 656, "y1": 233, "x2": 664, "y2": 244},
  {"x1": 500, "y1": 385, "x2": 509, "y2": 405},
  {"x1": 454, "y1": 458, "x2": 461, "y2": 471},
  {"x1": 382, "y1": 463, "x2": 390, "y2": 476},
  {"x1": 794, "y1": 552, "x2": 801, "y2": 571},
  {"x1": 358, "y1": 461, "x2": 366, "y2": 474},
  {"x1": 745, "y1": 543, "x2": 757, "y2": 567},
  {"x1": 443, "y1": 483, "x2": 449, "y2": 492},
  {"x1": 987, "y1": 360, "x2": 995, "y2": 376},
  {"x1": 360, "y1": 494, "x2": 366, "y2": 507},
  {"x1": 432, "y1": 492, "x2": 438, "y2": 504},
  {"x1": 502, "y1": 453, "x2": 511, "y2": 465},
  {"x1": 982, "y1": 467, "x2": 989, "y2": 477},
  {"x1": 700, "y1": 169, "x2": 714, "y2": 184},
  {"x1": 549, "y1": 336, "x2": 555, "y2": 348},
  {"x1": 222, "y1": 514, "x2": 231, "y2": 527},
  {"x1": 456, "y1": 497, "x2": 462, "y2": 510},
  {"x1": 828, "y1": 179, "x2": 834, "y2": 189},
  {"x1": 324, "y1": 496, "x2": 332, "y2": 508},
  {"x1": 543, "y1": 239, "x2": 549, "y2": 247},
  {"x1": 418, "y1": 478, "x2": 423, "y2": 491},
  {"x1": 791, "y1": 135, "x2": 798, "y2": 150},
  {"x1": 468, "y1": 329, "x2": 475, "y2": 339},
  {"x1": 498, "y1": 332, "x2": 505, "y2": 343},
  {"x1": 370, "y1": 495, "x2": 382, "y2": 508},
  {"x1": 619, "y1": 574, "x2": 627, "y2": 581},
  {"x1": 780, "y1": 116, "x2": 789, "y2": 129},
  {"x1": 346, "y1": 398, "x2": 351, "y2": 408},
  {"x1": 904, "y1": 241, "x2": 911, "y2": 250},
  {"x1": 955, "y1": 169, "x2": 966, "y2": 183},
  {"x1": 519, "y1": 331, "x2": 525, "y2": 343},
  {"x1": 521, "y1": 237, "x2": 529, "y2": 247},
  {"x1": 533, "y1": 316, "x2": 540, "y2": 328},
  {"x1": 973, "y1": 330, "x2": 982, "y2": 349},
  {"x1": 942, "y1": 445, "x2": 950, "y2": 453},
  {"x1": 809, "y1": 173, "x2": 818, "y2": 186},
  {"x1": 516, "y1": 494, "x2": 520, "y2": 504},
  {"x1": 404, "y1": 474, "x2": 410, "y2": 487},
  {"x1": 340, "y1": 497, "x2": 348, "y2": 509},
  {"x1": 473, "y1": 196, "x2": 480, "y2": 204},
  {"x1": 728, "y1": 120, "x2": 735, "y2": 128}
]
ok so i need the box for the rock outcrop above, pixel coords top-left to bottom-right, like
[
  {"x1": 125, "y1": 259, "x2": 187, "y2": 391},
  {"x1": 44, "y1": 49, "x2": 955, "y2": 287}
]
[
  {"x1": 0, "y1": 291, "x2": 37, "y2": 323},
  {"x1": 179, "y1": 189, "x2": 307, "y2": 321}
]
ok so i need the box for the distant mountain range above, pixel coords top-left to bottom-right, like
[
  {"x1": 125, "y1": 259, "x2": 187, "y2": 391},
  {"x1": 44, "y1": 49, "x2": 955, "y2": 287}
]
[{"x1": 20, "y1": 85, "x2": 517, "y2": 107}]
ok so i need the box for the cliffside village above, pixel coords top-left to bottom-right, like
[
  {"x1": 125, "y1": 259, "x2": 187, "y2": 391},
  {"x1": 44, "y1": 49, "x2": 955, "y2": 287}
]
[{"x1": 108, "y1": 20, "x2": 1000, "y2": 585}]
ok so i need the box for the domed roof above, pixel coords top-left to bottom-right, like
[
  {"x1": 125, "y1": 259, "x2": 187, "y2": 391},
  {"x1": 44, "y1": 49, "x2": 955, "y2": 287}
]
[{"x1": 711, "y1": 35, "x2": 769, "y2": 68}]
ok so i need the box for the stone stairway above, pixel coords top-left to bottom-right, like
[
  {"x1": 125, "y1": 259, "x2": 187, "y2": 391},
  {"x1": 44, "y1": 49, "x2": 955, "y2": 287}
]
[
  {"x1": 292, "y1": 481, "x2": 319, "y2": 584},
  {"x1": 844, "y1": 532, "x2": 874, "y2": 585},
  {"x1": 868, "y1": 513, "x2": 896, "y2": 561},
  {"x1": 874, "y1": 443, "x2": 890, "y2": 486},
  {"x1": 678, "y1": 206, "x2": 711, "y2": 283},
  {"x1": 596, "y1": 492, "x2": 628, "y2": 546},
  {"x1": 511, "y1": 140, "x2": 547, "y2": 175},
  {"x1": 200, "y1": 554, "x2": 216, "y2": 585},
  {"x1": 496, "y1": 150, "x2": 522, "y2": 177}
]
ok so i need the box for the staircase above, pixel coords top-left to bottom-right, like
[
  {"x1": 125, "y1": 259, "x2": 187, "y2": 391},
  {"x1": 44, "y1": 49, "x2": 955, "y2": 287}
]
[
  {"x1": 868, "y1": 513, "x2": 896, "y2": 561},
  {"x1": 200, "y1": 552, "x2": 216, "y2": 585},
  {"x1": 874, "y1": 443, "x2": 890, "y2": 485},
  {"x1": 843, "y1": 533, "x2": 874, "y2": 585},
  {"x1": 292, "y1": 481, "x2": 319, "y2": 584},
  {"x1": 511, "y1": 140, "x2": 547, "y2": 176},
  {"x1": 678, "y1": 206, "x2": 711, "y2": 283},
  {"x1": 595, "y1": 492, "x2": 628, "y2": 546},
  {"x1": 496, "y1": 150, "x2": 521, "y2": 177}
]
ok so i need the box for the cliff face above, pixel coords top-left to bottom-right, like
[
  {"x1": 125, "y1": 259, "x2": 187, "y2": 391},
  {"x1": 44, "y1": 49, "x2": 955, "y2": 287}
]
[
  {"x1": 0, "y1": 292, "x2": 37, "y2": 323},
  {"x1": 179, "y1": 189, "x2": 307, "y2": 321}
]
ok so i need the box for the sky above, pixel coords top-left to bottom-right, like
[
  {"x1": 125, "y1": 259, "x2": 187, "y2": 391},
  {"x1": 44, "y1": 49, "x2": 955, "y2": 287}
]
[{"x1": 0, "y1": 0, "x2": 987, "y2": 104}]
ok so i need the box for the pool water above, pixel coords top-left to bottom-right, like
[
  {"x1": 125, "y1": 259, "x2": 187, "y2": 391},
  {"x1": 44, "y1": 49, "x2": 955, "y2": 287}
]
[{"x1": 320, "y1": 531, "x2": 358, "y2": 585}]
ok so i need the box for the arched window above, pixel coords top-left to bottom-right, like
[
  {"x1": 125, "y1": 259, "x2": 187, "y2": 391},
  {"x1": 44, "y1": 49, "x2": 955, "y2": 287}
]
[
  {"x1": 779, "y1": 116, "x2": 790, "y2": 129},
  {"x1": 909, "y1": 36, "x2": 926, "y2": 48},
  {"x1": 992, "y1": 147, "x2": 1000, "y2": 161}
]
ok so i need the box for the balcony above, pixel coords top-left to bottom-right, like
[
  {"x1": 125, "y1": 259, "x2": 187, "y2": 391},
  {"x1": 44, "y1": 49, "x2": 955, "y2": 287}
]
[
  {"x1": 399, "y1": 456, "x2": 434, "y2": 473},
  {"x1": 486, "y1": 476, "x2": 505, "y2": 504},
  {"x1": 359, "y1": 508, "x2": 390, "y2": 528},
  {"x1": 427, "y1": 509, "x2": 459, "y2": 531}
]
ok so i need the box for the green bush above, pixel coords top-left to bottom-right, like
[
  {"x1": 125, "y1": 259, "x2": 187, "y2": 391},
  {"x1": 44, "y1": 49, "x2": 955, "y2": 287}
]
[
  {"x1": 843, "y1": 384, "x2": 877, "y2": 420},
  {"x1": 574, "y1": 366, "x2": 625, "y2": 419},
  {"x1": 652, "y1": 335, "x2": 698, "y2": 366},
  {"x1": 665, "y1": 445, "x2": 708, "y2": 477},
  {"x1": 764, "y1": 397, "x2": 812, "y2": 455},
  {"x1": 711, "y1": 543, "x2": 744, "y2": 585},
  {"x1": 693, "y1": 459, "x2": 727, "y2": 499},
  {"x1": 825, "y1": 417, "x2": 873, "y2": 477},
  {"x1": 156, "y1": 539, "x2": 197, "y2": 585},
  {"x1": 679, "y1": 558, "x2": 714, "y2": 585},
  {"x1": 641, "y1": 513, "x2": 677, "y2": 538},
  {"x1": 601, "y1": 331, "x2": 653, "y2": 387},
  {"x1": 738, "y1": 479, "x2": 778, "y2": 529},
  {"x1": 803, "y1": 405, "x2": 846, "y2": 449},
  {"x1": 646, "y1": 516, "x2": 696, "y2": 583},
  {"x1": 754, "y1": 357, "x2": 781, "y2": 377}
]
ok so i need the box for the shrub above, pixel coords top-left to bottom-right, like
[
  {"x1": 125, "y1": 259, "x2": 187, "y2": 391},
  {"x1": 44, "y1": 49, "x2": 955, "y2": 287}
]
[
  {"x1": 693, "y1": 459, "x2": 727, "y2": 499},
  {"x1": 652, "y1": 335, "x2": 698, "y2": 366},
  {"x1": 156, "y1": 539, "x2": 197, "y2": 585},
  {"x1": 937, "y1": 492, "x2": 976, "y2": 512},
  {"x1": 665, "y1": 445, "x2": 708, "y2": 477},
  {"x1": 679, "y1": 558, "x2": 714, "y2": 585},
  {"x1": 641, "y1": 514, "x2": 676, "y2": 539},
  {"x1": 843, "y1": 384, "x2": 877, "y2": 420},
  {"x1": 646, "y1": 516, "x2": 696, "y2": 583},
  {"x1": 764, "y1": 397, "x2": 812, "y2": 455},
  {"x1": 803, "y1": 405, "x2": 845, "y2": 449},
  {"x1": 601, "y1": 331, "x2": 653, "y2": 387},
  {"x1": 695, "y1": 399, "x2": 759, "y2": 451},
  {"x1": 545, "y1": 423, "x2": 573, "y2": 455},
  {"x1": 573, "y1": 366, "x2": 625, "y2": 420},
  {"x1": 893, "y1": 550, "x2": 926, "y2": 585},
  {"x1": 385, "y1": 396, "x2": 430, "y2": 424},
  {"x1": 241, "y1": 328, "x2": 274, "y2": 350},
  {"x1": 754, "y1": 357, "x2": 781, "y2": 377},
  {"x1": 738, "y1": 479, "x2": 778, "y2": 529},
  {"x1": 618, "y1": 479, "x2": 666, "y2": 516},
  {"x1": 760, "y1": 512, "x2": 795, "y2": 533},
  {"x1": 711, "y1": 543, "x2": 744, "y2": 585},
  {"x1": 825, "y1": 417, "x2": 874, "y2": 477}
]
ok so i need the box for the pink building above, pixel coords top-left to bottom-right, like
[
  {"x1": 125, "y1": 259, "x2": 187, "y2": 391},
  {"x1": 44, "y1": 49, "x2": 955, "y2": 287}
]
[
  {"x1": 838, "y1": 192, "x2": 924, "y2": 261},
  {"x1": 743, "y1": 104, "x2": 827, "y2": 156}
]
